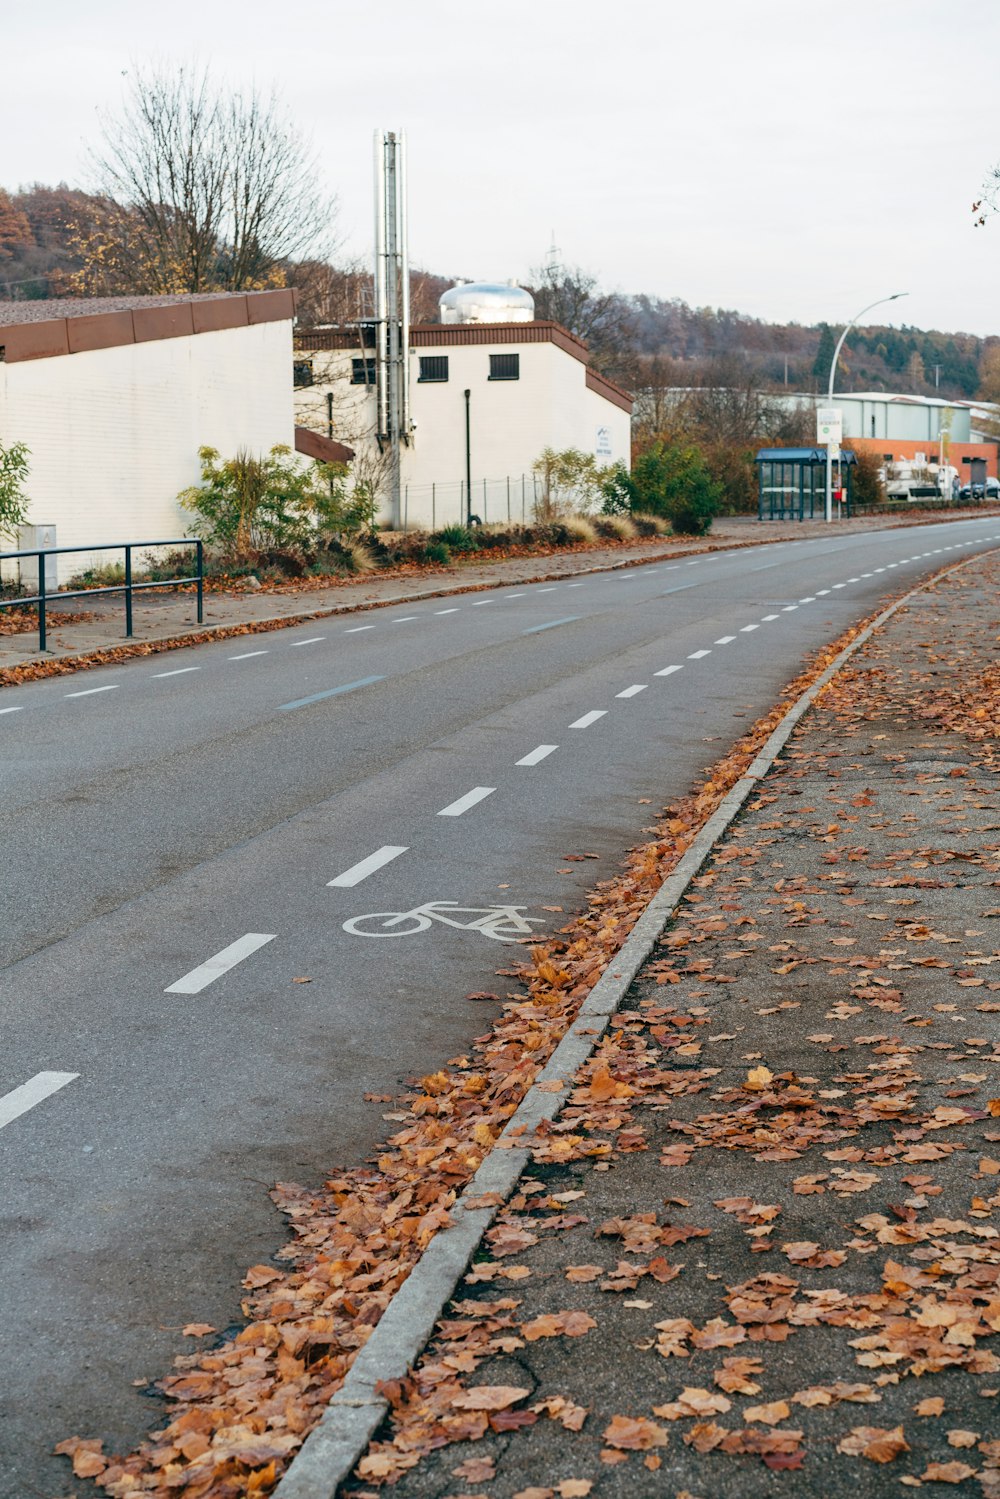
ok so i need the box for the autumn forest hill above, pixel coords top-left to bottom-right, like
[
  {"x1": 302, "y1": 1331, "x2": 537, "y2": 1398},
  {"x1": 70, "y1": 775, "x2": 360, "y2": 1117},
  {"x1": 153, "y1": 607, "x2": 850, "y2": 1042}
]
[{"x1": 0, "y1": 182, "x2": 991, "y2": 403}]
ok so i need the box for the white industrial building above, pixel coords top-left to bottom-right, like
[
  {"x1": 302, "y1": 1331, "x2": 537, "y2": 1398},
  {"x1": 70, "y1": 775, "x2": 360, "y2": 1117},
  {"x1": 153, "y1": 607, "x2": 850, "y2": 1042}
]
[
  {"x1": 295, "y1": 282, "x2": 633, "y2": 530},
  {"x1": 0, "y1": 290, "x2": 298, "y2": 576}
]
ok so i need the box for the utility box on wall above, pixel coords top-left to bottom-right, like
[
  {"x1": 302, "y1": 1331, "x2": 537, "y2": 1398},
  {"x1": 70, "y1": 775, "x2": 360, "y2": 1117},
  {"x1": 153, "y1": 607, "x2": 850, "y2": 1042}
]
[{"x1": 17, "y1": 524, "x2": 58, "y2": 593}]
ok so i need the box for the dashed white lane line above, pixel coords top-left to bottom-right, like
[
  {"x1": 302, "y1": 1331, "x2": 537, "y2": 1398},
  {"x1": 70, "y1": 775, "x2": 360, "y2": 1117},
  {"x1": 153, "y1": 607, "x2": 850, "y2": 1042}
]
[
  {"x1": 505, "y1": 592, "x2": 525, "y2": 598},
  {"x1": 537, "y1": 587, "x2": 558, "y2": 593},
  {"x1": 328, "y1": 845, "x2": 408, "y2": 888},
  {"x1": 0, "y1": 705, "x2": 24, "y2": 715},
  {"x1": 567, "y1": 582, "x2": 585, "y2": 587},
  {"x1": 165, "y1": 933, "x2": 276, "y2": 995},
  {"x1": 393, "y1": 616, "x2": 419, "y2": 623},
  {"x1": 654, "y1": 664, "x2": 683, "y2": 677},
  {"x1": 688, "y1": 649, "x2": 711, "y2": 660},
  {"x1": 471, "y1": 600, "x2": 493, "y2": 606},
  {"x1": 616, "y1": 684, "x2": 647, "y2": 698},
  {"x1": 291, "y1": 636, "x2": 325, "y2": 647},
  {"x1": 799, "y1": 596, "x2": 816, "y2": 603},
  {"x1": 517, "y1": 743, "x2": 559, "y2": 766},
  {"x1": 345, "y1": 625, "x2": 375, "y2": 633},
  {"x1": 229, "y1": 649, "x2": 269, "y2": 659},
  {"x1": 761, "y1": 614, "x2": 780, "y2": 621},
  {"x1": 0, "y1": 1071, "x2": 79, "y2": 1132},
  {"x1": 833, "y1": 583, "x2": 846, "y2": 588},
  {"x1": 570, "y1": 710, "x2": 608, "y2": 729},
  {"x1": 815, "y1": 589, "x2": 830, "y2": 596},
  {"x1": 523, "y1": 616, "x2": 581, "y2": 635},
  {"x1": 437, "y1": 786, "x2": 496, "y2": 817},
  {"x1": 847, "y1": 576, "x2": 860, "y2": 582},
  {"x1": 153, "y1": 666, "x2": 200, "y2": 678},
  {"x1": 715, "y1": 635, "x2": 736, "y2": 644},
  {"x1": 740, "y1": 623, "x2": 760, "y2": 633},
  {"x1": 434, "y1": 608, "x2": 460, "y2": 616},
  {"x1": 66, "y1": 684, "x2": 118, "y2": 698},
  {"x1": 782, "y1": 605, "x2": 798, "y2": 611}
]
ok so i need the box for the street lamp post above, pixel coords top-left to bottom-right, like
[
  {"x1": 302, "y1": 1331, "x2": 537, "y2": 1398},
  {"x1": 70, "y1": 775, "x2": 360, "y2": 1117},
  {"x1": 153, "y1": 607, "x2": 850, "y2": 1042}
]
[{"x1": 824, "y1": 292, "x2": 908, "y2": 523}]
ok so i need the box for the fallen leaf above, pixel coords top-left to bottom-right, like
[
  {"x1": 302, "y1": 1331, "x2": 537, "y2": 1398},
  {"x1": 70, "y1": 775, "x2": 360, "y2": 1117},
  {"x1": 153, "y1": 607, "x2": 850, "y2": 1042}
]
[
  {"x1": 451, "y1": 1385, "x2": 531, "y2": 1411},
  {"x1": 602, "y1": 1414, "x2": 668, "y2": 1451},
  {"x1": 837, "y1": 1425, "x2": 910, "y2": 1463}
]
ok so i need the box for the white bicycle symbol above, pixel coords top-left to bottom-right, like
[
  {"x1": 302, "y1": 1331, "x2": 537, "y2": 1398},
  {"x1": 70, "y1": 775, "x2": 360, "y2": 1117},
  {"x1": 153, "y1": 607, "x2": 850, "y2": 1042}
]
[{"x1": 343, "y1": 901, "x2": 546, "y2": 943}]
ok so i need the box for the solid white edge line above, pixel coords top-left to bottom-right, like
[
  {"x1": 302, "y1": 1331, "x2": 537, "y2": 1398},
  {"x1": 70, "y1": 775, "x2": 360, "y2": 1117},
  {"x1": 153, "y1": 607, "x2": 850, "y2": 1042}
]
[
  {"x1": 568, "y1": 710, "x2": 607, "y2": 728},
  {"x1": 275, "y1": 546, "x2": 1000, "y2": 1499},
  {"x1": 616, "y1": 684, "x2": 647, "y2": 698},
  {"x1": 516, "y1": 744, "x2": 559, "y2": 766},
  {"x1": 65, "y1": 685, "x2": 118, "y2": 698},
  {"x1": 437, "y1": 786, "x2": 496, "y2": 817},
  {"x1": 165, "y1": 933, "x2": 276, "y2": 994},
  {"x1": 0, "y1": 1071, "x2": 79, "y2": 1132},
  {"x1": 654, "y1": 665, "x2": 683, "y2": 677},
  {"x1": 328, "y1": 846, "x2": 409, "y2": 888}
]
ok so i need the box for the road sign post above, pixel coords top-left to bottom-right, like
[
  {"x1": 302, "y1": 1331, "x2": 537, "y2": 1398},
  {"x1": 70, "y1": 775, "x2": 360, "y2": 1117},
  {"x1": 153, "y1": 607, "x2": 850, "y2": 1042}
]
[{"x1": 818, "y1": 407, "x2": 843, "y2": 523}]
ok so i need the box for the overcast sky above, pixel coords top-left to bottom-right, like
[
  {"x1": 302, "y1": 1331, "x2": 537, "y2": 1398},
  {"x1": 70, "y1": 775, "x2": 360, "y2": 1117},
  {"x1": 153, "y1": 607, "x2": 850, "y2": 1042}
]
[{"x1": 4, "y1": 0, "x2": 998, "y2": 336}]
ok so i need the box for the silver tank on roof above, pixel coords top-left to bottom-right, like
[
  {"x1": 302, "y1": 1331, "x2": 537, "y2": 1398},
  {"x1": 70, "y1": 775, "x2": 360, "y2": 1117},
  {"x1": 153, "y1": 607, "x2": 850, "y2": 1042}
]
[{"x1": 439, "y1": 280, "x2": 535, "y2": 325}]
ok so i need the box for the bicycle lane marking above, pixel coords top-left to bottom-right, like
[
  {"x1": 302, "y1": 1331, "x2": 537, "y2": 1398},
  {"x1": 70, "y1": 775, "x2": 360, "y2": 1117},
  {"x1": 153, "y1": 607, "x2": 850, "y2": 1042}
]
[
  {"x1": 437, "y1": 787, "x2": 496, "y2": 817},
  {"x1": 327, "y1": 846, "x2": 409, "y2": 888},
  {"x1": 341, "y1": 901, "x2": 546, "y2": 943}
]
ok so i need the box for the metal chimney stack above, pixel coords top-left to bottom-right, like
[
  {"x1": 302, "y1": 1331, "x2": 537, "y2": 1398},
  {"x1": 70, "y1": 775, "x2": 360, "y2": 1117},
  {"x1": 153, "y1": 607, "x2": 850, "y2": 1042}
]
[{"x1": 374, "y1": 129, "x2": 411, "y2": 528}]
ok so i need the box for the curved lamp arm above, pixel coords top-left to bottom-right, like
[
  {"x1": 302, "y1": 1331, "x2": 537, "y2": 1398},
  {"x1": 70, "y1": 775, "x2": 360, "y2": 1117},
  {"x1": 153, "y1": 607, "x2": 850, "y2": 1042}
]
[{"x1": 828, "y1": 292, "x2": 908, "y2": 400}]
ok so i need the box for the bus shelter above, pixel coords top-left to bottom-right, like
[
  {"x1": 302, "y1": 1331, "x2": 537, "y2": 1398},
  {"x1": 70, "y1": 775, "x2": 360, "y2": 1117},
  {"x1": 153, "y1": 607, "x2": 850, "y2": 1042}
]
[{"x1": 755, "y1": 447, "x2": 856, "y2": 520}]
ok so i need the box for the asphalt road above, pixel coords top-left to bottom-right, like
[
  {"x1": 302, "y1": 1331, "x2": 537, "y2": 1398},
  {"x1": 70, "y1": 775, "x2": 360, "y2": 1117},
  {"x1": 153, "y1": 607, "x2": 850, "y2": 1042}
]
[{"x1": 2, "y1": 517, "x2": 999, "y2": 1497}]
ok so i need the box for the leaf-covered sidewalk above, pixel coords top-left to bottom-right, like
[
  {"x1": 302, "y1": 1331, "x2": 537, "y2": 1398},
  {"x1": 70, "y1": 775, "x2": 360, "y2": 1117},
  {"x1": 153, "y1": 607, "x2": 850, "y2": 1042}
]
[{"x1": 342, "y1": 552, "x2": 1000, "y2": 1498}]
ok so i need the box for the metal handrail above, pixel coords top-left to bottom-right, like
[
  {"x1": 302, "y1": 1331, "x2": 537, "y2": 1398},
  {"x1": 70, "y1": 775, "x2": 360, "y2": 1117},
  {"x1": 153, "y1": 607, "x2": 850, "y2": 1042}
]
[{"x1": 0, "y1": 538, "x2": 203, "y2": 652}]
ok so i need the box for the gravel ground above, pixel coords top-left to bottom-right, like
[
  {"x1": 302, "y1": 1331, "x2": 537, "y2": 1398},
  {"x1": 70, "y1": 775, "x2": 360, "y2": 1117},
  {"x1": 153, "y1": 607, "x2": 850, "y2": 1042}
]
[{"x1": 342, "y1": 550, "x2": 1000, "y2": 1498}]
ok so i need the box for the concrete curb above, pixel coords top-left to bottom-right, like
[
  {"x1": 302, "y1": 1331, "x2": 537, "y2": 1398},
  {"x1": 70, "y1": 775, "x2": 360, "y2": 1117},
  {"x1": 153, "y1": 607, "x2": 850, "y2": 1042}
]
[{"x1": 272, "y1": 551, "x2": 995, "y2": 1499}]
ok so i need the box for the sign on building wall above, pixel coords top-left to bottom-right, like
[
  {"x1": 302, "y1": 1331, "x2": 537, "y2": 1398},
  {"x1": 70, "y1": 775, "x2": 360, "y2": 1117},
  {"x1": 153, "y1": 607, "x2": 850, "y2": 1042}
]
[{"x1": 596, "y1": 426, "x2": 613, "y2": 462}]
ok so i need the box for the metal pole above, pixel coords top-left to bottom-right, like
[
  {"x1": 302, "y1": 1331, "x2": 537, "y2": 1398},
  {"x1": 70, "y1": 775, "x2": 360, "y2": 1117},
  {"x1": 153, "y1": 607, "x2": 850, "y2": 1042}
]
[
  {"x1": 826, "y1": 292, "x2": 908, "y2": 523},
  {"x1": 464, "y1": 389, "x2": 472, "y2": 526},
  {"x1": 37, "y1": 549, "x2": 46, "y2": 652},
  {"x1": 432, "y1": 482, "x2": 436, "y2": 531},
  {"x1": 125, "y1": 546, "x2": 133, "y2": 637},
  {"x1": 196, "y1": 541, "x2": 204, "y2": 624}
]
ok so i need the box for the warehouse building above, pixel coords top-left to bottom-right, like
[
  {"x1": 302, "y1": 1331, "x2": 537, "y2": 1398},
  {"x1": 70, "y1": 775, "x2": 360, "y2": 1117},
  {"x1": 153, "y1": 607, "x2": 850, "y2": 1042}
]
[
  {"x1": 295, "y1": 281, "x2": 633, "y2": 530},
  {"x1": 0, "y1": 290, "x2": 302, "y2": 576}
]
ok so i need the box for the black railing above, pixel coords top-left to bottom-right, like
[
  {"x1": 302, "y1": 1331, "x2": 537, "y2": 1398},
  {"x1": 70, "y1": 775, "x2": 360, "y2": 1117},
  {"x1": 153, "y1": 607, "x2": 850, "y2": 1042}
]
[{"x1": 0, "y1": 539, "x2": 203, "y2": 652}]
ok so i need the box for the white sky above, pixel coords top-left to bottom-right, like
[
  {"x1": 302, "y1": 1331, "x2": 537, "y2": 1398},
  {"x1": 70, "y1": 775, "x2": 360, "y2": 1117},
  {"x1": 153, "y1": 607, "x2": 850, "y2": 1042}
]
[{"x1": 4, "y1": 0, "x2": 998, "y2": 336}]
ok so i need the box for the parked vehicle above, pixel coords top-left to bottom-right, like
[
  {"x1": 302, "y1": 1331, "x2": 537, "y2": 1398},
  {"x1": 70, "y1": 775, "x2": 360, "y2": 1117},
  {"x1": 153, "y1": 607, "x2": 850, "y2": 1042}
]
[{"x1": 959, "y1": 477, "x2": 1000, "y2": 501}]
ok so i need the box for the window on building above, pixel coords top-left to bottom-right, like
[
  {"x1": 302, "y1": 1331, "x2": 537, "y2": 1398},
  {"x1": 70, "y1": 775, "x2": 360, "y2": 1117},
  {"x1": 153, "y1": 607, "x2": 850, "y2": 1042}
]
[
  {"x1": 489, "y1": 353, "x2": 520, "y2": 381},
  {"x1": 293, "y1": 359, "x2": 314, "y2": 389},
  {"x1": 418, "y1": 355, "x2": 449, "y2": 383},
  {"x1": 351, "y1": 357, "x2": 376, "y2": 385}
]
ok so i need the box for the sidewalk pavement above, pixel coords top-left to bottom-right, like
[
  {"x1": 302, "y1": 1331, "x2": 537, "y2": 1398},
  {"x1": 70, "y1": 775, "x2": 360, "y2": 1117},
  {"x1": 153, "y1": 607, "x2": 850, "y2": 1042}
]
[
  {"x1": 4, "y1": 509, "x2": 995, "y2": 678},
  {"x1": 342, "y1": 549, "x2": 1000, "y2": 1497}
]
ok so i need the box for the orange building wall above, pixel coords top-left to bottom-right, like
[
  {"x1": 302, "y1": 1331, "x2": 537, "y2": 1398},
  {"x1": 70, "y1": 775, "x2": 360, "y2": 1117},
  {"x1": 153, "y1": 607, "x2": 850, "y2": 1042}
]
[{"x1": 850, "y1": 435, "x2": 997, "y2": 478}]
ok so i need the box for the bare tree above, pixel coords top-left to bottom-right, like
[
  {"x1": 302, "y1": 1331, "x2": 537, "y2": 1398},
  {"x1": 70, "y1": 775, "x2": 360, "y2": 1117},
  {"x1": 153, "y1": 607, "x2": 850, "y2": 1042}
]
[
  {"x1": 87, "y1": 63, "x2": 334, "y2": 294},
  {"x1": 527, "y1": 260, "x2": 637, "y2": 382}
]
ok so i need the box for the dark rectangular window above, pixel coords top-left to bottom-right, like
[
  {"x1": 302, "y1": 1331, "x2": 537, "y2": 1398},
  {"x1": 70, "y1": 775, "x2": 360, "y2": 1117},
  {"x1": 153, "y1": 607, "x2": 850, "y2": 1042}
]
[
  {"x1": 418, "y1": 355, "x2": 449, "y2": 383},
  {"x1": 293, "y1": 359, "x2": 314, "y2": 388},
  {"x1": 351, "y1": 357, "x2": 376, "y2": 385},
  {"x1": 489, "y1": 353, "x2": 520, "y2": 381}
]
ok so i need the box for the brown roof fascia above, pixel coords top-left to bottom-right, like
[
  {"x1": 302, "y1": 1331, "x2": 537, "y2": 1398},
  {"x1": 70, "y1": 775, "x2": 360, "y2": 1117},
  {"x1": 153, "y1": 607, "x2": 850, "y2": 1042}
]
[
  {"x1": 132, "y1": 302, "x2": 196, "y2": 343},
  {"x1": 0, "y1": 290, "x2": 294, "y2": 364},
  {"x1": 247, "y1": 288, "x2": 296, "y2": 324},
  {"x1": 192, "y1": 297, "x2": 250, "y2": 333},
  {"x1": 585, "y1": 366, "x2": 634, "y2": 413},
  {"x1": 294, "y1": 426, "x2": 355, "y2": 464},
  {"x1": 67, "y1": 310, "x2": 138, "y2": 355},
  {"x1": 0, "y1": 317, "x2": 71, "y2": 363},
  {"x1": 296, "y1": 319, "x2": 592, "y2": 362}
]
